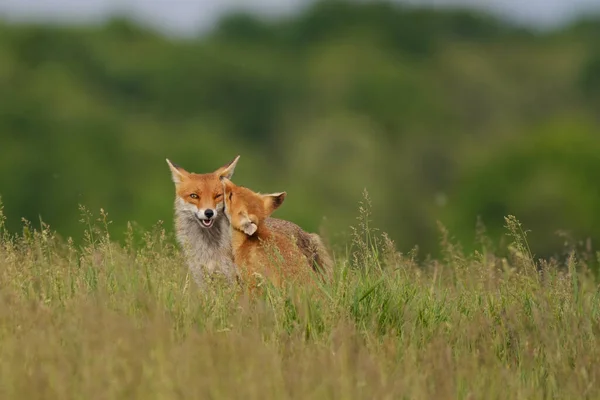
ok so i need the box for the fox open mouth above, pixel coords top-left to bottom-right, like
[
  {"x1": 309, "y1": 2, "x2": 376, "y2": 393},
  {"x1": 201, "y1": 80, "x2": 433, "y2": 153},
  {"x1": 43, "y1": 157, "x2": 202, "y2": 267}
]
[
  {"x1": 195, "y1": 215, "x2": 215, "y2": 228},
  {"x1": 201, "y1": 219, "x2": 214, "y2": 228}
]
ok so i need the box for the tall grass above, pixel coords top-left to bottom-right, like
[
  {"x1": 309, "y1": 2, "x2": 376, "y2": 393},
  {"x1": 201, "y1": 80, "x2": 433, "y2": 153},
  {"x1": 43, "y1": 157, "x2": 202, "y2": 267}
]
[{"x1": 0, "y1": 195, "x2": 599, "y2": 399}]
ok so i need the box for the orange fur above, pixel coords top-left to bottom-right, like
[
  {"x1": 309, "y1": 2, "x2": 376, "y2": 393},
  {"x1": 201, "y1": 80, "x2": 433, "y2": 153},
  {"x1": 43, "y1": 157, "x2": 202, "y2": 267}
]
[{"x1": 221, "y1": 178, "x2": 316, "y2": 289}]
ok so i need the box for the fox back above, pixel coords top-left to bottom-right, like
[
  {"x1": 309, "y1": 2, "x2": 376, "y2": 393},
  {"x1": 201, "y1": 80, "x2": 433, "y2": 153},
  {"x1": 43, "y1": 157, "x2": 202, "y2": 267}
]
[
  {"x1": 166, "y1": 156, "x2": 240, "y2": 286},
  {"x1": 264, "y1": 218, "x2": 333, "y2": 278}
]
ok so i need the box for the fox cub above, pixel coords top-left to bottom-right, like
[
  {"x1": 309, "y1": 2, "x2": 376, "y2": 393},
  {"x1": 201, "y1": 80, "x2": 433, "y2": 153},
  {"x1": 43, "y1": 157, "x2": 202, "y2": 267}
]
[{"x1": 221, "y1": 177, "x2": 332, "y2": 288}]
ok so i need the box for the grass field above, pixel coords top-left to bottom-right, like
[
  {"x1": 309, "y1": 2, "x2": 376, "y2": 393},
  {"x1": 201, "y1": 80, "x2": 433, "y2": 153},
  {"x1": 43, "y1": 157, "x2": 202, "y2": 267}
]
[{"x1": 1, "y1": 196, "x2": 599, "y2": 400}]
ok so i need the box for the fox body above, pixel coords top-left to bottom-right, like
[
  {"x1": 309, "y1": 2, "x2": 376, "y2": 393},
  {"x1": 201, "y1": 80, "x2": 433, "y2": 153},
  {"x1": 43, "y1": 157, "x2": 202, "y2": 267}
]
[
  {"x1": 264, "y1": 218, "x2": 332, "y2": 277},
  {"x1": 166, "y1": 156, "x2": 240, "y2": 286},
  {"x1": 221, "y1": 177, "x2": 332, "y2": 288}
]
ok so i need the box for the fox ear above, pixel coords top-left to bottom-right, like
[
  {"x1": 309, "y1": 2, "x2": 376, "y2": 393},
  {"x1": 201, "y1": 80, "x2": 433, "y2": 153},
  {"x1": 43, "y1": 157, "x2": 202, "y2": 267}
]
[
  {"x1": 263, "y1": 192, "x2": 286, "y2": 214},
  {"x1": 240, "y1": 214, "x2": 258, "y2": 236},
  {"x1": 216, "y1": 155, "x2": 240, "y2": 179},
  {"x1": 243, "y1": 222, "x2": 258, "y2": 236},
  {"x1": 166, "y1": 159, "x2": 189, "y2": 184}
]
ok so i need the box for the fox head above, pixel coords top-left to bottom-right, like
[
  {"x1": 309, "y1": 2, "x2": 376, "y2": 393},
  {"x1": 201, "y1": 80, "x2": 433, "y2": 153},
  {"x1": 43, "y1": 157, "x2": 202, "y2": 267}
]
[
  {"x1": 166, "y1": 155, "x2": 240, "y2": 229},
  {"x1": 221, "y1": 177, "x2": 286, "y2": 236}
]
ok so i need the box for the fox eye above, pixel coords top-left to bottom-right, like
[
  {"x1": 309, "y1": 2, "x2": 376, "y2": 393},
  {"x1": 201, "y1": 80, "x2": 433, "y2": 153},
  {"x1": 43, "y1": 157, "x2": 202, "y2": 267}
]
[
  {"x1": 214, "y1": 193, "x2": 222, "y2": 200},
  {"x1": 190, "y1": 193, "x2": 199, "y2": 199}
]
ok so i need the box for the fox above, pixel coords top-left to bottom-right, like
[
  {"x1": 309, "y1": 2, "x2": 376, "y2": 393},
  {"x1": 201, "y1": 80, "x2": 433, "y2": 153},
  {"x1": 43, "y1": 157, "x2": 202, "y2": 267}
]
[
  {"x1": 166, "y1": 156, "x2": 240, "y2": 286},
  {"x1": 220, "y1": 177, "x2": 332, "y2": 289}
]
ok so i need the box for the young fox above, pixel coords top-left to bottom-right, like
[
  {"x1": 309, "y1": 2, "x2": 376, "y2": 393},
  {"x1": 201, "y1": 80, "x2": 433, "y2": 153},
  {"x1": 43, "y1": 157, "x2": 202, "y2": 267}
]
[
  {"x1": 166, "y1": 156, "x2": 240, "y2": 286},
  {"x1": 221, "y1": 177, "x2": 332, "y2": 288}
]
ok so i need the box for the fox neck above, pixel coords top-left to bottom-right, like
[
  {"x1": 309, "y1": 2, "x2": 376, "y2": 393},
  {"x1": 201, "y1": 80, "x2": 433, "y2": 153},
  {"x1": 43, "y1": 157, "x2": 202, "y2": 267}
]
[{"x1": 173, "y1": 199, "x2": 235, "y2": 284}]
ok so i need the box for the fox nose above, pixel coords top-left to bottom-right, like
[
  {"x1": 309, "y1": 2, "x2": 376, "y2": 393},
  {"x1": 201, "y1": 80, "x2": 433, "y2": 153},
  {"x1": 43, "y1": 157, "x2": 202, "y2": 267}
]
[{"x1": 204, "y1": 209, "x2": 214, "y2": 219}]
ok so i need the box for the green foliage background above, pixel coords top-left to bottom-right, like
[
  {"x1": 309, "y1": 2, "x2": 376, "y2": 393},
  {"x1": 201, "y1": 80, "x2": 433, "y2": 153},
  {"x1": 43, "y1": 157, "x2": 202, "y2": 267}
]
[{"x1": 1, "y1": 1, "x2": 600, "y2": 258}]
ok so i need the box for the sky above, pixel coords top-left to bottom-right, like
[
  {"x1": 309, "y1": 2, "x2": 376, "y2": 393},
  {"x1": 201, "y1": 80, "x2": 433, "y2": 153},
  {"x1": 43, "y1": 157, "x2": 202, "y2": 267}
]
[{"x1": 0, "y1": 0, "x2": 599, "y2": 36}]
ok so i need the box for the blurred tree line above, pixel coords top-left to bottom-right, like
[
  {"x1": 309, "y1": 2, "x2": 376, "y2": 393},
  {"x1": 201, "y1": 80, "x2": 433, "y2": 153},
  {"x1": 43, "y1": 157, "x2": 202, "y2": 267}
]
[{"x1": 1, "y1": 1, "x2": 600, "y2": 260}]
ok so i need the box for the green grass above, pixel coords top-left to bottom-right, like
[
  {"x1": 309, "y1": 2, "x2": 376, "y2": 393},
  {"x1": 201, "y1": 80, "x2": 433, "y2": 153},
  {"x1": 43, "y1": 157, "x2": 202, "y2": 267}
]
[{"x1": 1, "y1": 197, "x2": 599, "y2": 400}]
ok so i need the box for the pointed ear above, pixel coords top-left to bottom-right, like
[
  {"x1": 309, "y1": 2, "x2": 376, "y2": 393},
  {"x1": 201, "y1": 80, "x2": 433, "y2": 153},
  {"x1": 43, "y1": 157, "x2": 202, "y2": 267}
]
[
  {"x1": 166, "y1": 159, "x2": 189, "y2": 184},
  {"x1": 215, "y1": 155, "x2": 240, "y2": 179},
  {"x1": 263, "y1": 192, "x2": 286, "y2": 214}
]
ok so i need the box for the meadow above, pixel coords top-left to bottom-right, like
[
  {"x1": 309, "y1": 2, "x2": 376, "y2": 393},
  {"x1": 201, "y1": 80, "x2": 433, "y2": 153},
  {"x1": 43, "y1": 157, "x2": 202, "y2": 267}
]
[{"x1": 1, "y1": 194, "x2": 599, "y2": 400}]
